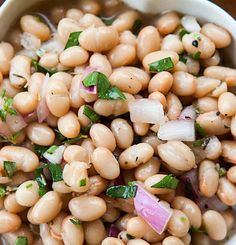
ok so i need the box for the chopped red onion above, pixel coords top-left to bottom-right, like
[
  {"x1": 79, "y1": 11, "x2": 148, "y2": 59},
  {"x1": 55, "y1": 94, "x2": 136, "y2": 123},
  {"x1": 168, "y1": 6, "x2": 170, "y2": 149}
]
[
  {"x1": 134, "y1": 184, "x2": 172, "y2": 234},
  {"x1": 0, "y1": 120, "x2": 12, "y2": 137},
  {"x1": 129, "y1": 99, "x2": 164, "y2": 124},
  {"x1": 6, "y1": 114, "x2": 27, "y2": 133},
  {"x1": 108, "y1": 224, "x2": 120, "y2": 238},
  {"x1": 113, "y1": 172, "x2": 125, "y2": 186},
  {"x1": 43, "y1": 145, "x2": 66, "y2": 164},
  {"x1": 23, "y1": 111, "x2": 38, "y2": 123},
  {"x1": 181, "y1": 16, "x2": 201, "y2": 33},
  {"x1": 178, "y1": 106, "x2": 197, "y2": 120},
  {"x1": 41, "y1": 36, "x2": 64, "y2": 55},
  {"x1": 158, "y1": 120, "x2": 195, "y2": 142}
]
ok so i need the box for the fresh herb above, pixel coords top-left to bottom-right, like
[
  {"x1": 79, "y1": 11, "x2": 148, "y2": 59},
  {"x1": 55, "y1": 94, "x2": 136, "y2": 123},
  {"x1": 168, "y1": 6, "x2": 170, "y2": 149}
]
[
  {"x1": 54, "y1": 129, "x2": 66, "y2": 141},
  {"x1": 100, "y1": 16, "x2": 115, "y2": 25},
  {"x1": 224, "y1": 124, "x2": 230, "y2": 129},
  {"x1": 83, "y1": 105, "x2": 100, "y2": 123},
  {"x1": 36, "y1": 48, "x2": 46, "y2": 57},
  {"x1": 195, "y1": 107, "x2": 201, "y2": 115},
  {"x1": 126, "y1": 234, "x2": 134, "y2": 240},
  {"x1": 0, "y1": 95, "x2": 17, "y2": 122},
  {"x1": 179, "y1": 28, "x2": 190, "y2": 39},
  {"x1": 0, "y1": 89, "x2": 6, "y2": 98},
  {"x1": 0, "y1": 185, "x2": 6, "y2": 197},
  {"x1": 48, "y1": 164, "x2": 63, "y2": 182},
  {"x1": 83, "y1": 72, "x2": 126, "y2": 100},
  {"x1": 195, "y1": 122, "x2": 207, "y2": 138},
  {"x1": 106, "y1": 184, "x2": 137, "y2": 199},
  {"x1": 190, "y1": 226, "x2": 207, "y2": 235},
  {"x1": 179, "y1": 55, "x2": 188, "y2": 64},
  {"x1": 132, "y1": 19, "x2": 143, "y2": 35},
  {"x1": 35, "y1": 165, "x2": 48, "y2": 197},
  {"x1": 34, "y1": 145, "x2": 48, "y2": 157},
  {"x1": 15, "y1": 236, "x2": 28, "y2": 245},
  {"x1": 32, "y1": 59, "x2": 58, "y2": 76},
  {"x1": 26, "y1": 183, "x2": 33, "y2": 189},
  {"x1": 193, "y1": 33, "x2": 201, "y2": 41},
  {"x1": 63, "y1": 134, "x2": 88, "y2": 145},
  {"x1": 70, "y1": 218, "x2": 81, "y2": 227},
  {"x1": 4, "y1": 161, "x2": 16, "y2": 177},
  {"x1": 193, "y1": 137, "x2": 210, "y2": 149},
  {"x1": 151, "y1": 174, "x2": 179, "y2": 189},
  {"x1": 190, "y1": 51, "x2": 201, "y2": 60},
  {"x1": 149, "y1": 57, "x2": 174, "y2": 73},
  {"x1": 216, "y1": 164, "x2": 227, "y2": 177},
  {"x1": 0, "y1": 132, "x2": 21, "y2": 144},
  {"x1": 180, "y1": 217, "x2": 187, "y2": 222},
  {"x1": 79, "y1": 178, "x2": 86, "y2": 187},
  {"x1": 64, "y1": 31, "x2": 82, "y2": 49},
  {"x1": 46, "y1": 145, "x2": 59, "y2": 154}
]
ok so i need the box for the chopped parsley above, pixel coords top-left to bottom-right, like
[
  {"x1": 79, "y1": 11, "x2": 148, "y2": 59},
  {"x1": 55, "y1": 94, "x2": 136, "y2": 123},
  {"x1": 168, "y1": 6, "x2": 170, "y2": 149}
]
[
  {"x1": 64, "y1": 31, "x2": 83, "y2": 49},
  {"x1": 15, "y1": 236, "x2": 28, "y2": 245},
  {"x1": 83, "y1": 105, "x2": 100, "y2": 123},
  {"x1": 190, "y1": 226, "x2": 207, "y2": 235},
  {"x1": 0, "y1": 91, "x2": 17, "y2": 122},
  {"x1": 34, "y1": 145, "x2": 48, "y2": 157},
  {"x1": 70, "y1": 218, "x2": 81, "y2": 227},
  {"x1": 35, "y1": 164, "x2": 48, "y2": 197},
  {"x1": 193, "y1": 137, "x2": 210, "y2": 149},
  {"x1": 32, "y1": 59, "x2": 58, "y2": 76},
  {"x1": 4, "y1": 161, "x2": 16, "y2": 178},
  {"x1": 106, "y1": 184, "x2": 137, "y2": 199},
  {"x1": 179, "y1": 28, "x2": 190, "y2": 39},
  {"x1": 190, "y1": 51, "x2": 201, "y2": 60},
  {"x1": 46, "y1": 145, "x2": 59, "y2": 154},
  {"x1": 151, "y1": 175, "x2": 179, "y2": 189},
  {"x1": 131, "y1": 19, "x2": 143, "y2": 35},
  {"x1": 195, "y1": 122, "x2": 207, "y2": 138},
  {"x1": 48, "y1": 164, "x2": 63, "y2": 182},
  {"x1": 0, "y1": 185, "x2": 6, "y2": 198},
  {"x1": 100, "y1": 16, "x2": 115, "y2": 26},
  {"x1": 26, "y1": 183, "x2": 33, "y2": 189},
  {"x1": 149, "y1": 57, "x2": 174, "y2": 73},
  {"x1": 79, "y1": 178, "x2": 86, "y2": 187}
]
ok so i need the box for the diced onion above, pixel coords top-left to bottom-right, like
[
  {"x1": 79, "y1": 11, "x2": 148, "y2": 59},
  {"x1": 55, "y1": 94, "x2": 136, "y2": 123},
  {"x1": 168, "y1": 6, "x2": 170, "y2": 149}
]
[
  {"x1": 21, "y1": 32, "x2": 41, "y2": 51},
  {"x1": 41, "y1": 36, "x2": 64, "y2": 55},
  {"x1": 178, "y1": 105, "x2": 197, "y2": 120},
  {"x1": 158, "y1": 120, "x2": 195, "y2": 141},
  {"x1": 134, "y1": 184, "x2": 172, "y2": 234},
  {"x1": 6, "y1": 114, "x2": 27, "y2": 133},
  {"x1": 43, "y1": 145, "x2": 66, "y2": 164},
  {"x1": 108, "y1": 224, "x2": 120, "y2": 238},
  {"x1": 129, "y1": 99, "x2": 164, "y2": 124},
  {"x1": 181, "y1": 16, "x2": 201, "y2": 33}
]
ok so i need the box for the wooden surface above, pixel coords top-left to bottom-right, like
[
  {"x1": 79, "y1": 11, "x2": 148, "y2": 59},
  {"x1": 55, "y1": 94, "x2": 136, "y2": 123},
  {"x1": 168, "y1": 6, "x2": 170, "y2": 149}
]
[{"x1": 0, "y1": 0, "x2": 235, "y2": 17}]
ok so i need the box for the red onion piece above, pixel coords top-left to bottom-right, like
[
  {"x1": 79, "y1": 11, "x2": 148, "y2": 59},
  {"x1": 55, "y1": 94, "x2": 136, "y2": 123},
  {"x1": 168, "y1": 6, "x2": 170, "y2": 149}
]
[
  {"x1": 23, "y1": 111, "x2": 38, "y2": 123},
  {"x1": 178, "y1": 106, "x2": 197, "y2": 120},
  {"x1": 134, "y1": 184, "x2": 172, "y2": 234},
  {"x1": 0, "y1": 120, "x2": 12, "y2": 137},
  {"x1": 6, "y1": 114, "x2": 27, "y2": 133},
  {"x1": 108, "y1": 224, "x2": 120, "y2": 238},
  {"x1": 158, "y1": 120, "x2": 195, "y2": 142},
  {"x1": 113, "y1": 172, "x2": 125, "y2": 186},
  {"x1": 129, "y1": 99, "x2": 164, "y2": 124}
]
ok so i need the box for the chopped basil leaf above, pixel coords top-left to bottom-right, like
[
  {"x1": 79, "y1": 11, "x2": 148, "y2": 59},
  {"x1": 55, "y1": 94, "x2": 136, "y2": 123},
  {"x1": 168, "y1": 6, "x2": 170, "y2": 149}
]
[
  {"x1": 149, "y1": 57, "x2": 174, "y2": 73},
  {"x1": 26, "y1": 183, "x2": 33, "y2": 189},
  {"x1": 224, "y1": 124, "x2": 230, "y2": 129},
  {"x1": 83, "y1": 71, "x2": 126, "y2": 100},
  {"x1": 54, "y1": 129, "x2": 66, "y2": 141},
  {"x1": 106, "y1": 185, "x2": 137, "y2": 199},
  {"x1": 132, "y1": 19, "x2": 143, "y2": 35},
  {"x1": 79, "y1": 178, "x2": 86, "y2": 187},
  {"x1": 193, "y1": 33, "x2": 202, "y2": 41},
  {"x1": 126, "y1": 234, "x2": 134, "y2": 240},
  {"x1": 195, "y1": 107, "x2": 202, "y2": 115},
  {"x1": 0, "y1": 96, "x2": 17, "y2": 122},
  {"x1": 4, "y1": 161, "x2": 16, "y2": 178},
  {"x1": 32, "y1": 59, "x2": 57, "y2": 76},
  {"x1": 35, "y1": 165, "x2": 48, "y2": 197},
  {"x1": 48, "y1": 164, "x2": 63, "y2": 182},
  {"x1": 190, "y1": 51, "x2": 201, "y2": 60},
  {"x1": 193, "y1": 137, "x2": 210, "y2": 149},
  {"x1": 83, "y1": 105, "x2": 100, "y2": 123},
  {"x1": 70, "y1": 218, "x2": 81, "y2": 226},
  {"x1": 151, "y1": 174, "x2": 179, "y2": 189},
  {"x1": 100, "y1": 16, "x2": 115, "y2": 25},
  {"x1": 15, "y1": 236, "x2": 28, "y2": 245},
  {"x1": 64, "y1": 31, "x2": 82, "y2": 50},
  {"x1": 190, "y1": 226, "x2": 207, "y2": 235},
  {"x1": 34, "y1": 145, "x2": 48, "y2": 157},
  {"x1": 46, "y1": 145, "x2": 59, "y2": 154},
  {"x1": 0, "y1": 185, "x2": 6, "y2": 198},
  {"x1": 179, "y1": 55, "x2": 188, "y2": 64},
  {"x1": 63, "y1": 134, "x2": 88, "y2": 145},
  {"x1": 195, "y1": 122, "x2": 207, "y2": 138},
  {"x1": 0, "y1": 89, "x2": 6, "y2": 98},
  {"x1": 219, "y1": 167, "x2": 227, "y2": 177},
  {"x1": 179, "y1": 28, "x2": 190, "y2": 39},
  {"x1": 0, "y1": 132, "x2": 21, "y2": 144}
]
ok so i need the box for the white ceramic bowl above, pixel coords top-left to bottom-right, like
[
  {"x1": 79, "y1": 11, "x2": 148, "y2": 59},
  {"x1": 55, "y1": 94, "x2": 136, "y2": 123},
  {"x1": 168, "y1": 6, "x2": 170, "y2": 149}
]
[{"x1": 0, "y1": 0, "x2": 236, "y2": 244}]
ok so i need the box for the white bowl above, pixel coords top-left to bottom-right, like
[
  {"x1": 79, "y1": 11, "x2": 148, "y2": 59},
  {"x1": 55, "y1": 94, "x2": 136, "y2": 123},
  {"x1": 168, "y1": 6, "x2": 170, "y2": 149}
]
[{"x1": 0, "y1": 0, "x2": 236, "y2": 244}]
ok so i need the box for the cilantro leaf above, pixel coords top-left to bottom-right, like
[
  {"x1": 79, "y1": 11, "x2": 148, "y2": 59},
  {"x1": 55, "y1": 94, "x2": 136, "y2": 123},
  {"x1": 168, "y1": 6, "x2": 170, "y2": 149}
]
[{"x1": 151, "y1": 174, "x2": 179, "y2": 189}]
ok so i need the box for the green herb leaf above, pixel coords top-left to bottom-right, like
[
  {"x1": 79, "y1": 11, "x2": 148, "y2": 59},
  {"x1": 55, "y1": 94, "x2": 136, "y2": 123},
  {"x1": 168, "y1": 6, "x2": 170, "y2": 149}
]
[
  {"x1": 83, "y1": 72, "x2": 100, "y2": 88},
  {"x1": 15, "y1": 236, "x2": 28, "y2": 245},
  {"x1": 179, "y1": 28, "x2": 190, "y2": 39},
  {"x1": 0, "y1": 96, "x2": 17, "y2": 122},
  {"x1": 101, "y1": 86, "x2": 127, "y2": 100},
  {"x1": 32, "y1": 59, "x2": 57, "y2": 76},
  {"x1": 54, "y1": 129, "x2": 66, "y2": 141},
  {"x1": 46, "y1": 145, "x2": 59, "y2": 154},
  {"x1": 48, "y1": 164, "x2": 63, "y2": 182},
  {"x1": 70, "y1": 218, "x2": 81, "y2": 227},
  {"x1": 190, "y1": 226, "x2": 207, "y2": 235},
  {"x1": 126, "y1": 234, "x2": 134, "y2": 240},
  {"x1": 224, "y1": 124, "x2": 230, "y2": 129},
  {"x1": 0, "y1": 185, "x2": 6, "y2": 198},
  {"x1": 106, "y1": 185, "x2": 137, "y2": 199},
  {"x1": 190, "y1": 51, "x2": 201, "y2": 60},
  {"x1": 218, "y1": 167, "x2": 227, "y2": 177},
  {"x1": 195, "y1": 122, "x2": 207, "y2": 138},
  {"x1": 100, "y1": 16, "x2": 114, "y2": 26},
  {"x1": 63, "y1": 134, "x2": 88, "y2": 145},
  {"x1": 34, "y1": 145, "x2": 48, "y2": 157},
  {"x1": 193, "y1": 137, "x2": 210, "y2": 149},
  {"x1": 83, "y1": 105, "x2": 100, "y2": 123},
  {"x1": 26, "y1": 183, "x2": 33, "y2": 189},
  {"x1": 132, "y1": 19, "x2": 143, "y2": 35},
  {"x1": 149, "y1": 57, "x2": 174, "y2": 73},
  {"x1": 79, "y1": 178, "x2": 86, "y2": 187},
  {"x1": 35, "y1": 164, "x2": 48, "y2": 197},
  {"x1": 0, "y1": 89, "x2": 6, "y2": 98},
  {"x1": 179, "y1": 55, "x2": 188, "y2": 64},
  {"x1": 151, "y1": 174, "x2": 179, "y2": 189},
  {"x1": 65, "y1": 31, "x2": 82, "y2": 50},
  {"x1": 4, "y1": 161, "x2": 16, "y2": 178}
]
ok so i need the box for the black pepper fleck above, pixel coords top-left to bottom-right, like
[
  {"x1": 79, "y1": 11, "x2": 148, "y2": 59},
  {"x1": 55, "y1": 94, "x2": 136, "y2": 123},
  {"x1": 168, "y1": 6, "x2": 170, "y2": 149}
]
[
  {"x1": 216, "y1": 111, "x2": 220, "y2": 116},
  {"x1": 192, "y1": 40, "x2": 199, "y2": 47}
]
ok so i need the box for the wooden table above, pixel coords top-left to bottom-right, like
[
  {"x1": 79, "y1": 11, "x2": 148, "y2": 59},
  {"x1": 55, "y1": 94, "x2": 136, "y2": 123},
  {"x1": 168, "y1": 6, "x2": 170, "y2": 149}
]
[{"x1": 0, "y1": 0, "x2": 235, "y2": 17}]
